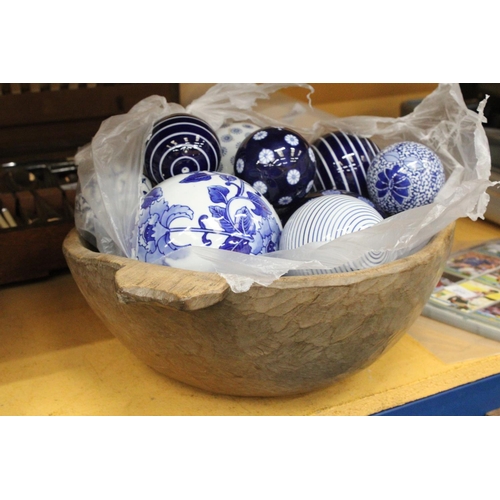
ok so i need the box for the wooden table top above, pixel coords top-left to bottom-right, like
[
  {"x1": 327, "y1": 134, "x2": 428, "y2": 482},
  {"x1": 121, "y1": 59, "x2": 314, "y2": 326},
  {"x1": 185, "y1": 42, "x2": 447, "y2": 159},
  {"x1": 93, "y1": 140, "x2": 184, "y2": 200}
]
[{"x1": 2, "y1": 217, "x2": 500, "y2": 416}]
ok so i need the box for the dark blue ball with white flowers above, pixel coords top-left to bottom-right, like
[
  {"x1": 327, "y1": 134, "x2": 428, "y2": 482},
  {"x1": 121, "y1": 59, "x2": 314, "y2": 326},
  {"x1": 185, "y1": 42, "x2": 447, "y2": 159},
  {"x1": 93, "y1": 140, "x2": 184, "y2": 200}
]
[
  {"x1": 366, "y1": 141, "x2": 446, "y2": 215},
  {"x1": 234, "y1": 127, "x2": 316, "y2": 209}
]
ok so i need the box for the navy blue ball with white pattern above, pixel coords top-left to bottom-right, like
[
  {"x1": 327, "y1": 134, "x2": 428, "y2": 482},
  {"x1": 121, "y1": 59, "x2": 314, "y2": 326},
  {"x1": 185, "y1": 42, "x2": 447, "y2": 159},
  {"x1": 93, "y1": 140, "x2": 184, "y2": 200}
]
[
  {"x1": 312, "y1": 131, "x2": 380, "y2": 197},
  {"x1": 366, "y1": 141, "x2": 446, "y2": 215},
  {"x1": 144, "y1": 113, "x2": 222, "y2": 185},
  {"x1": 234, "y1": 127, "x2": 316, "y2": 209}
]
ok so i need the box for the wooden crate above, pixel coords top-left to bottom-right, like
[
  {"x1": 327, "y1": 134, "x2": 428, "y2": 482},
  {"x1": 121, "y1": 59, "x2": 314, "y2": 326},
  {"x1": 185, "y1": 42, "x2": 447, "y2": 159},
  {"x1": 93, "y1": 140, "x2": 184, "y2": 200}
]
[{"x1": 0, "y1": 83, "x2": 179, "y2": 285}]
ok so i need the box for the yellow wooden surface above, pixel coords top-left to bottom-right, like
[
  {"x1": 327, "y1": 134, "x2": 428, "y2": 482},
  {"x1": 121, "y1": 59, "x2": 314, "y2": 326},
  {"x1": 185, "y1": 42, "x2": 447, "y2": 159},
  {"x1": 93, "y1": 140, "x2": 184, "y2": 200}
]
[{"x1": 1, "y1": 217, "x2": 500, "y2": 416}]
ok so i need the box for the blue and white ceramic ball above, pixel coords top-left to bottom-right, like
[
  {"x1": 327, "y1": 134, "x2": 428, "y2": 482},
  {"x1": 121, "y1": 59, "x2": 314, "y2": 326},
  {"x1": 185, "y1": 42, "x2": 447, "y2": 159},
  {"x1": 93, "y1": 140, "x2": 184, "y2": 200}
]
[
  {"x1": 279, "y1": 194, "x2": 385, "y2": 274},
  {"x1": 137, "y1": 171, "x2": 282, "y2": 270},
  {"x1": 143, "y1": 113, "x2": 222, "y2": 185},
  {"x1": 366, "y1": 141, "x2": 446, "y2": 215},
  {"x1": 312, "y1": 131, "x2": 380, "y2": 197},
  {"x1": 310, "y1": 188, "x2": 381, "y2": 213},
  {"x1": 234, "y1": 127, "x2": 316, "y2": 209},
  {"x1": 140, "y1": 175, "x2": 153, "y2": 197},
  {"x1": 216, "y1": 122, "x2": 260, "y2": 174}
]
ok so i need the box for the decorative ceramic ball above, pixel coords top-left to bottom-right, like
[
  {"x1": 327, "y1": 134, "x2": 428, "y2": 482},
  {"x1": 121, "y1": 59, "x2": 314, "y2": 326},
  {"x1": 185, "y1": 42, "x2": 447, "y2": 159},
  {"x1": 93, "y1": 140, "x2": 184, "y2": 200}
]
[
  {"x1": 137, "y1": 171, "x2": 282, "y2": 271},
  {"x1": 216, "y1": 122, "x2": 260, "y2": 174},
  {"x1": 275, "y1": 187, "x2": 384, "y2": 227},
  {"x1": 143, "y1": 113, "x2": 222, "y2": 185},
  {"x1": 140, "y1": 175, "x2": 153, "y2": 196},
  {"x1": 279, "y1": 194, "x2": 385, "y2": 274},
  {"x1": 234, "y1": 127, "x2": 316, "y2": 209},
  {"x1": 311, "y1": 131, "x2": 380, "y2": 197},
  {"x1": 366, "y1": 141, "x2": 446, "y2": 215},
  {"x1": 307, "y1": 188, "x2": 381, "y2": 212}
]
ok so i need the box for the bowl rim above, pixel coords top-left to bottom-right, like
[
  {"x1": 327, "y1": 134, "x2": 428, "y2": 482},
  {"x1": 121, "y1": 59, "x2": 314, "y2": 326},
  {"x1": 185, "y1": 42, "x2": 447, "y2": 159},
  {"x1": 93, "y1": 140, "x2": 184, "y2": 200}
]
[{"x1": 64, "y1": 222, "x2": 455, "y2": 292}]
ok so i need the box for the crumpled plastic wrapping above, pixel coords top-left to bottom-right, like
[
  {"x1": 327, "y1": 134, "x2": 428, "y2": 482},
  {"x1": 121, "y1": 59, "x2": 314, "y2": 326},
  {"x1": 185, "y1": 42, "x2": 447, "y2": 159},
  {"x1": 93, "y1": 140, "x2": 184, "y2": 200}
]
[{"x1": 74, "y1": 83, "x2": 495, "y2": 293}]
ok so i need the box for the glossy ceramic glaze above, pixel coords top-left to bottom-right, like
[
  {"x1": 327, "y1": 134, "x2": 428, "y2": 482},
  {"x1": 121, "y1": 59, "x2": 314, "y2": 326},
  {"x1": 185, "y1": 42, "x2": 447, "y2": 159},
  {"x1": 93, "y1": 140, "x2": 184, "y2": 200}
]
[
  {"x1": 143, "y1": 113, "x2": 222, "y2": 185},
  {"x1": 136, "y1": 171, "x2": 282, "y2": 271},
  {"x1": 308, "y1": 188, "x2": 381, "y2": 212},
  {"x1": 216, "y1": 122, "x2": 260, "y2": 175},
  {"x1": 234, "y1": 127, "x2": 316, "y2": 209},
  {"x1": 280, "y1": 194, "x2": 385, "y2": 274},
  {"x1": 140, "y1": 175, "x2": 152, "y2": 196},
  {"x1": 312, "y1": 131, "x2": 380, "y2": 197},
  {"x1": 366, "y1": 141, "x2": 446, "y2": 215}
]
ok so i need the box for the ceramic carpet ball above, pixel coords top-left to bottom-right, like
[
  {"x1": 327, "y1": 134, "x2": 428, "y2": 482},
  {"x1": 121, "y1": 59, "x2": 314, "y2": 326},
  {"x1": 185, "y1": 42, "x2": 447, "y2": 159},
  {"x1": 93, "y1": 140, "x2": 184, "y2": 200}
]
[
  {"x1": 136, "y1": 171, "x2": 282, "y2": 271},
  {"x1": 366, "y1": 141, "x2": 446, "y2": 215},
  {"x1": 279, "y1": 194, "x2": 385, "y2": 274},
  {"x1": 216, "y1": 122, "x2": 260, "y2": 174},
  {"x1": 312, "y1": 131, "x2": 380, "y2": 197},
  {"x1": 307, "y1": 188, "x2": 381, "y2": 213},
  {"x1": 234, "y1": 127, "x2": 316, "y2": 208},
  {"x1": 140, "y1": 175, "x2": 153, "y2": 197},
  {"x1": 143, "y1": 113, "x2": 222, "y2": 185}
]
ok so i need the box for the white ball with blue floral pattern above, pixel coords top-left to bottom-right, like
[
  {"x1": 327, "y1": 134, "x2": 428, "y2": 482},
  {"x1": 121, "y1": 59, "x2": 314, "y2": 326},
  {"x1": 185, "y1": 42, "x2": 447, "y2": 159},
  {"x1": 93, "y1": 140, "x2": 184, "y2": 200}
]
[
  {"x1": 136, "y1": 171, "x2": 282, "y2": 272},
  {"x1": 366, "y1": 141, "x2": 446, "y2": 215},
  {"x1": 216, "y1": 122, "x2": 260, "y2": 175}
]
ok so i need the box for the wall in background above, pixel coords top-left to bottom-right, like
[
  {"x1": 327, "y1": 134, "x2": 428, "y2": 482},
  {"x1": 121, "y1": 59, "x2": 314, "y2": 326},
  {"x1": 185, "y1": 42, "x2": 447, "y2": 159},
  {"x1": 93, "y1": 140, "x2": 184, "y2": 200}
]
[{"x1": 179, "y1": 83, "x2": 438, "y2": 118}]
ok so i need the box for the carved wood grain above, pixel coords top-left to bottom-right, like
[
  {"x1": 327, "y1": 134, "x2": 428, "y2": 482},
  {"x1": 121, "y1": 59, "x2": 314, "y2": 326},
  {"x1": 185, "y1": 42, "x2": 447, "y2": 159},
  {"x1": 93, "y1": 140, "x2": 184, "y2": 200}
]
[{"x1": 63, "y1": 224, "x2": 455, "y2": 397}]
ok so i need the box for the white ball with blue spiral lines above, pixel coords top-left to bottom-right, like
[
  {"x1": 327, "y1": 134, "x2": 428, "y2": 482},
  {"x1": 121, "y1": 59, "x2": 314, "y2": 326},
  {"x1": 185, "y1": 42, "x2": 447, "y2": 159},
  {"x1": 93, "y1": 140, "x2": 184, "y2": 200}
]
[{"x1": 279, "y1": 194, "x2": 385, "y2": 274}]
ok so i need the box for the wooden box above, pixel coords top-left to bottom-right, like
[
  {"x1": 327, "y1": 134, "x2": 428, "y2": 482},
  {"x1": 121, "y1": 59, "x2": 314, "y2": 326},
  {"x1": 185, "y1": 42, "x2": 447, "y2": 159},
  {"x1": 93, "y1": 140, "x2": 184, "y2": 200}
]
[{"x1": 0, "y1": 83, "x2": 179, "y2": 285}]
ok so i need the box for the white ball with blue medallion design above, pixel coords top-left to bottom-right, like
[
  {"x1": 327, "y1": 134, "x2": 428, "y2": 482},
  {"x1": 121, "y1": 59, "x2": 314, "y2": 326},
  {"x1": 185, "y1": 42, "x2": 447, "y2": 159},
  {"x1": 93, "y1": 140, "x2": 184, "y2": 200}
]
[
  {"x1": 279, "y1": 194, "x2": 385, "y2": 274},
  {"x1": 234, "y1": 126, "x2": 317, "y2": 209},
  {"x1": 366, "y1": 141, "x2": 446, "y2": 216},
  {"x1": 216, "y1": 122, "x2": 260, "y2": 175},
  {"x1": 136, "y1": 171, "x2": 282, "y2": 271}
]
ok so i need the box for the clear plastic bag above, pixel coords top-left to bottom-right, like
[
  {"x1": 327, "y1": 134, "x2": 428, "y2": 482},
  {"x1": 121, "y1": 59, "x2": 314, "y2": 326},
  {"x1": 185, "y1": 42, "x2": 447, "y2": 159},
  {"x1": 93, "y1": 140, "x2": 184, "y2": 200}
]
[{"x1": 74, "y1": 83, "x2": 495, "y2": 292}]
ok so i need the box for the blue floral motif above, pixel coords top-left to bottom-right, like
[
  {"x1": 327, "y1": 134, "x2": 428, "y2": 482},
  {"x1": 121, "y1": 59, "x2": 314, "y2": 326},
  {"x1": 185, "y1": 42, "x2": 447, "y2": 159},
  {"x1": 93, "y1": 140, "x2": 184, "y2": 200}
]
[
  {"x1": 179, "y1": 171, "x2": 214, "y2": 183},
  {"x1": 253, "y1": 131, "x2": 268, "y2": 140},
  {"x1": 253, "y1": 180, "x2": 267, "y2": 194},
  {"x1": 375, "y1": 164, "x2": 411, "y2": 205},
  {"x1": 138, "y1": 189, "x2": 194, "y2": 254},
  {"x1": 137, "y1": 173, "x2": 280, "y2": 261},
  {"x1": 259, "y1": 148, "x2": 275, "y2": 165},
  {"x1": 140, "y1": 186, "x2": 163, "y2": 209},
  {"x1": 204, "y1": 177, "x2": 269, "y2": 254},
  {"x1": 287, "y1": 169, "x2": 300, "y2": 185}
]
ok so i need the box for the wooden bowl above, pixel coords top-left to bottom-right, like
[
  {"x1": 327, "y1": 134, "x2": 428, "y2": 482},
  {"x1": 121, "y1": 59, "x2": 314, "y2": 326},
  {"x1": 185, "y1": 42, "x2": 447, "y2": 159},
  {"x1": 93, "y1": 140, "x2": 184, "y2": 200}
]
[{"x1": 63, "y1": 223, "x2": 454, "y2": 397}]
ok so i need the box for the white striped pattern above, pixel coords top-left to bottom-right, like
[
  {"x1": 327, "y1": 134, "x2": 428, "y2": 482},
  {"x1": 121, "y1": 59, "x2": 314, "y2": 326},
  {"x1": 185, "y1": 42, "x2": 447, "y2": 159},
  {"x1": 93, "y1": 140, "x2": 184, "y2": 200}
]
[
  {"x1": 312, "y1": 132, "x2": 380, "y2": 195},
  {"x1": 145, "y1": 116, "x2": 221, "y2": 183},
  {"x1": 282, "y1": 194, "x2": 387, "y2": 275}
]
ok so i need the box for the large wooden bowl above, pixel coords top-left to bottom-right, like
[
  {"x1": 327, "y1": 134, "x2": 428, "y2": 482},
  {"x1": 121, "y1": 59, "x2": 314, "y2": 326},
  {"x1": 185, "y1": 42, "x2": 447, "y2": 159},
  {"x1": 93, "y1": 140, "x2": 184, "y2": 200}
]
[{"x1": 63, "y1": 224, "x2": 454, "y2": 397}]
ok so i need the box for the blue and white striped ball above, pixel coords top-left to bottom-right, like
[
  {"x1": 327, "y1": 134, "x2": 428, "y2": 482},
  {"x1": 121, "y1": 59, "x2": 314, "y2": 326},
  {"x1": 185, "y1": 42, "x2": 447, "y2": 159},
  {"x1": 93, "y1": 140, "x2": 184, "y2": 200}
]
[
  {"x1": 234, "y1": 126, "x2": 316, "y2": 209},
  {"x1": 312, "y1": 131, "x2": 380, "y2": 197},
  {"x1": 144, "y1": 113, "x2": 222, "y2": 185},
  {"x1": 216, "y1": 122, "x2": 260, "y2": 175},
  {"x1": 366, "y1": 141, "x2": 446, "y2": 216},
  {"x1": 279, "y1": 194, "x2": 385, "y2": 274}
]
